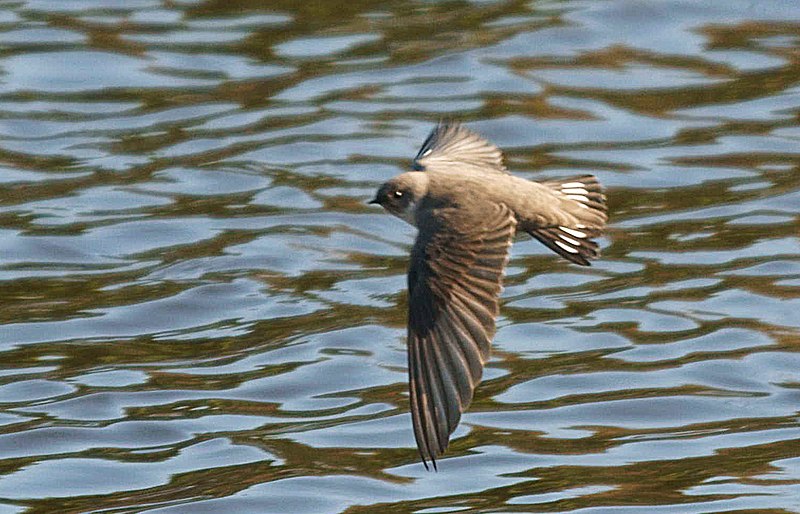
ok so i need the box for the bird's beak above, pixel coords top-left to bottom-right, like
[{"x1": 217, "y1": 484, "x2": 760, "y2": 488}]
[{"x1": 367, "y1": 197, "x2": 380, "y2": 205}]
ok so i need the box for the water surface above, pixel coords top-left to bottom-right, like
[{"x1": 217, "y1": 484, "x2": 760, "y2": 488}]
[{"x1": 1, "y1": 0, "x2": 800, "y2": 512}]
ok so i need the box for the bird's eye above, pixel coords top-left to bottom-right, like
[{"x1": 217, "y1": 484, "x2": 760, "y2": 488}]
[{"x1": 393, "y1": 190, "x2": 404, "y2": 198}]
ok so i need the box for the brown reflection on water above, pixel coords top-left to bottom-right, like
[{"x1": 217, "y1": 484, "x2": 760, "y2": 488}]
[{"x1": 0, "y1": 0, "x2": 799, "y2": 513}]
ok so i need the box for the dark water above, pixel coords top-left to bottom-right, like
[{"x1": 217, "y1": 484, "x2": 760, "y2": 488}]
[{"x1": 1, "y1": 0, "x2": 799, "y2": 512}]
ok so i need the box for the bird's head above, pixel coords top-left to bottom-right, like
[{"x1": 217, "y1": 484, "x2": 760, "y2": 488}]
[{"x1": 369, "y1": 172, "x2": 429, "y2": 225}]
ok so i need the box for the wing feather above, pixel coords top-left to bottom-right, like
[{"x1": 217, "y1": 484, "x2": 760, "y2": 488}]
[
  {"x1": 413, "y1": 122, "x2": 509, "y2": 174},
  {"x1": 407, "y1": 202, "x2": 516, "y2": 468}
]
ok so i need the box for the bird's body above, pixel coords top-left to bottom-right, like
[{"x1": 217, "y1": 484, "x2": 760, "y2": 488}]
[
  {"x1": 370, "y1": 122, "x2": 607, "y2": 469},
  {"x1": 396, "y1": 169, "x2": 604, "y2": 235}
]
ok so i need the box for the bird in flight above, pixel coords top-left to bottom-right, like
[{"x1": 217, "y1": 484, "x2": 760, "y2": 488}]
[{"x1": 369, "y1": 122, "x2": 607, "y2": 469}]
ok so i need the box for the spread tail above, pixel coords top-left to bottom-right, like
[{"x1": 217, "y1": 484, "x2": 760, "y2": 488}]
[{"x1": 528, "y1": 175, "x2": 607, "y2": 266}]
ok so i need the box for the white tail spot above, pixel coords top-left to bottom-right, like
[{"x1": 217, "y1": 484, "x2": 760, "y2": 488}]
[
  {"x1": 576, "y1": 223, "x2": 587, "y2": 229},
  {"x1": 567, "y1": 194, "x2": 590, "y2": 203},
  {"x1": 560, "y1": 182, "x2": 586, "y2": 188},
  {"x1": 562, "y1": 187, "x2": 589, "y2": 195},
  {"x1": 554, "y1": 240, "x2": 579, "y2": 254},
  {"x1": 560, "y1": 227, "x2": 587, "y2": 238},
  {"x1": 559, "y1": 233, "x2": 583, "y2": 246}
]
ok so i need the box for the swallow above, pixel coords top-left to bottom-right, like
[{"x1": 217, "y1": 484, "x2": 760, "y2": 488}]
[{"x1": 369, "y1": 122, "x2": 607, "y2": 469}]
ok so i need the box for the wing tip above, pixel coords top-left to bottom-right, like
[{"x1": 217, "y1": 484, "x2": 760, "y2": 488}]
[
  {"x1": 424, "y1": 455, "x2": 438, "y2": 471},
  {"x1": 413, "y1": 121, "x2": 507, "y2": 173}
]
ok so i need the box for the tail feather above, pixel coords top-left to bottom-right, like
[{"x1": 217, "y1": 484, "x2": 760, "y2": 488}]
[
  {"x1": 529, "y1": 175, "x2": 607, "y2": 266},
  {"x1": 543, "y1": 175, "x2": 606, "y2": 212},
  {"x1": 529, "y1": 225, "x2": 602, "y2": 266}
]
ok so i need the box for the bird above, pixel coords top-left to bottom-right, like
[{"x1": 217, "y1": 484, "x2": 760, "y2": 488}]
[{"x1": 368, "y1": 122, "x2": 607, "y2": 469}]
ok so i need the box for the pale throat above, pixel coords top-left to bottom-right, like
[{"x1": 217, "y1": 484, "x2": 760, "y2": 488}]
[{"x1": 396, "y1": 200, "x2": 418, "y2": 226}]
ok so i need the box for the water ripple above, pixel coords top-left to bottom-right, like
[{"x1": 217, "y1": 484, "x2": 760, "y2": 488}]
[{"x1": 0, "y1": 0, "x2": 798, "y2": 513}]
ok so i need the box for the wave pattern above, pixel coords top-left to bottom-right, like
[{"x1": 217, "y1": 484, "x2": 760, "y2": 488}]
[{"x1": 0, "y1": 0, "x2": 799, "y2": 512}]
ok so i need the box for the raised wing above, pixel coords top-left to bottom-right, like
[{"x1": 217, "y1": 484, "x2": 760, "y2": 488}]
[
  {"x1": 407, "y1": 202, "x2": 516, "y2": 469},
  {"x1": 413, "y1": 122, "x2": 508, "y2": 174}
]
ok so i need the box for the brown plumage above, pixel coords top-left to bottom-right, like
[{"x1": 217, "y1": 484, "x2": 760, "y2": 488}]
[{"x1": 369, "y1": 122, "x2": 608, "y2": 469}]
